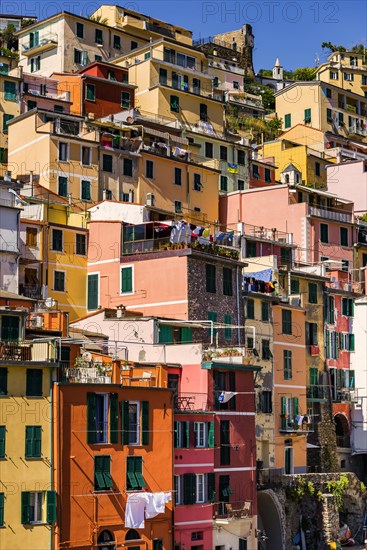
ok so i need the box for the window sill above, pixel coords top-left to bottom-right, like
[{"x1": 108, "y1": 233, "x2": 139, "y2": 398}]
[{"x1": 25, "y1": 456, "x2": 42, "y2": 460}]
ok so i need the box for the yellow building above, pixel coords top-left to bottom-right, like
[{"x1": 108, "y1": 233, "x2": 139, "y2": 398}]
[
  {"x1": 0, "y1": 56, "x2": 21, "y2": 176},
  {"x1": 113, "y1": 39, "x2": 225, "y2": 135},
  {"x1": 91, "y1": 4, "x2": 193, "y2": 46},
  {"x1": 275, "y1": 81, "x2": 367, "y2": 141},
  {"x1": 0, "y1": 302, "x2": 58, "y2": 549},
  {"x1": 316, "y1": 50, "x2": 367, "y2": 98},
  {"x1": 261, "y1": 137, "x2": 333, "y2": 187},
  {"x1": 19, "y1": 183, "x2": 89, "y2": 320},
  {"x1": 97, "y1": 119, "x2": 220, "y2": 224},
  {"x1": 8, "y1": 109, "x2": 99, "y2": 202}
]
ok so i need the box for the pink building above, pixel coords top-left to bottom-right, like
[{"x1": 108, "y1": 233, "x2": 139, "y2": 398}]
[
  {"x1": 87, "y1": 219, "x2": 245, "y2": 347},
  {"x1": 220, "y1": 183, "x2": 354, "y2": 269},
  {"x1": 172, "y1": 359, "x2": 258, "y2": 550},
  {"x1": 326, "y1": 160, "x2": 367, "y2": 215},
  {"x1": 324, "y1": 269, "x2": 357, "y2": 471},
  {"x1": 249, "y1": 157, "x2": 277, "y2": 188},
  {"x1": 20, "y1": 73, "x2": 71, "y2": 113}
]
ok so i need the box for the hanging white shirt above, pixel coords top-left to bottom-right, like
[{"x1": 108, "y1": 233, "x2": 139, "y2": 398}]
[{"x1": 125, "y1": 493, "x2": 150, "y2": 528}]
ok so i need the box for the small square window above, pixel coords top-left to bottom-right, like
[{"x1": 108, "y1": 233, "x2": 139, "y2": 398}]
[
  {"x1": 86, "y1": 83, "x2": 96, "y2": 101},
  {"x1": 131, "y1": 41, "x2": 138, "y2": 50}
]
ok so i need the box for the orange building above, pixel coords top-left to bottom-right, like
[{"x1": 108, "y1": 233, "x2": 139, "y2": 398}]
[{"x1": 53, "y1": 365, "x2": 174, "y2": 550}]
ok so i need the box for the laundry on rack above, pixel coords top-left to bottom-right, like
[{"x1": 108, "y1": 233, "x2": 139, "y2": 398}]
[
  {"x1": 170, "y1": 221, "x2": 191, "y2": 244},
  {"x1": 295, "y1": 415, "x2": 304, "y2": 426},
  {"x1": 227, "y1": 163, "x2": 239, "y2": 174}
]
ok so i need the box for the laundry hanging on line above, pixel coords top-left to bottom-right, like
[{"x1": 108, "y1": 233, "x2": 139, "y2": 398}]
[{"x1": 125, "y1": 492, "x2": 172, "y2": 529}]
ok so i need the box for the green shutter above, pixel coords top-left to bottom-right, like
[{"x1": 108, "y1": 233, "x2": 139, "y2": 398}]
[
  {"x1": 0, "y1": 493, "x2": 4, "y2": 527},
  {"x1": 174, "y1": 421, "x2": 178, "y2": 448},
  {"x1": 26, "y1": 369, "x2": 43, "y2": 396},
  {"x1": 185, "y1": 421, "x2": 190, "y2": 448},
  {"x1": 142, "y1": 401, "x2": 149, "y2": 445},
  {"x1": 207, "y1": 311, "x2": 218, "y2": 336},
  {"x1": 103, "y1": 456, "x2": 112, "y2": 489},
  {"x1": 135, "y1": 471, "x2": 146, "y2": 488},
  {"x1": 349, "y1": 300, "x2": 354, "y2": 317},
  {"x1": 121, "y1": 267, "x2": 133, "y2": 293},
  {"x1": 87, "y1": 274, "x2": 98, "y2": 310},
  {"x1": 181, "y1": 327, "x2": 192, "y2": 343},
  {"x1": 159, "y1": 325, "x2": 173, "y2": 344},
  {"x1": 25, "y1": 426, "x2": 34, "y2": 458},
  {"x1": 310, "y1": 368, "x2": 318, "y2": 386},
  {"x1": 34, "y1": 426, "x2": 42, "y2": 457},
  {"x1": 21, "y1": 492, "x2": 31, "y2": 524},
  {"x1": 46, "y1": 491, "x2": 57, "y2": 524},
  {"x1": 207, "y1": 473, "x2": 215, "y2": 502},
  {"x1": 208, "y1": 422, "x2": 215, "y2": 448},
  {"x1": 4, "y1": 81, "x2": 17, "y2": 101},
  {"x1": 133, "y1": 457, "x2": 145, "y2": 488},
  {"x1": 95, "y1": 456, "x2": 106, "y2": 490},
  {"x1": 121, "y1": 400, "x2": 129, "y2": 445},
  {"x1": 304, "y1": 108, "x2": 311, "y2": 123},
  {"x1": 349, "y1": 370, "x2": 355, "y2": 388},
  {"x1": 284, "y1": 114, "x2": 291, "y2": 128},
  {"x1": 3, "y1": 114, "x2": 14, "y2": 132},
  {"x1": 349, "y1": 334, "x2": 355, "y2": 351},
  {"x1": 110, "y1": 393, "x2": 119, "y2": 444},
  {"x1": 0, "y1": 426, "x2": 5, "y2": 459},
  {"x1": 224, "y1": 314, "x2": 232, "y2": 340},
  {"x1": 293, "y1": 397, "x2": 299, "y2": 417},
  {"x1": 87, "y1": 393, "x2": 97, "y2": 444},
  {"x1": 183, "y1": 473, "x2": 196, "y2": 504}
]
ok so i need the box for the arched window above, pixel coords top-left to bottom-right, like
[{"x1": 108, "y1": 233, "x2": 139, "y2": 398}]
[
  {"x1": 125, "y1": 529, "x2": 141, "y2": 541},
  {"x1": 98, "y1": 530, "x2": 116, "y2": 550}
]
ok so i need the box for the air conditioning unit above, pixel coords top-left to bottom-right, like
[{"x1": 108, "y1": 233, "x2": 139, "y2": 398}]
[
  {"x1": 146, "y1": 192, "x2": 155, "y2": 207},
  {"x1": 32, "y1": 315, "x2": 44, "y2": 328}
]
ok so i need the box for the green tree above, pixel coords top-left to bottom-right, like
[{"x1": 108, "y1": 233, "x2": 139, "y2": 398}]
[
  {"x1": 322, "y1": 41, "x2": 347, "y2": 53},
  {"x1": 0, "y1": 24, "x2": 17, "y2": 50},
  {"x1": 292, "y1": 67, "x2": 316, "y2": 81}
]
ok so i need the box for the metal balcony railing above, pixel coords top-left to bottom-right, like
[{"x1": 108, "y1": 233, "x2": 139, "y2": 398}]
[
  {"x1": 174, "y1": 392, "x2": 209, "y2": 412},
  {"x1": 213, "y1": 500, "x2": 253, "y2": 519},
  {"x1": 308, "y1": 205, "x2": 352, "y2": 223}
]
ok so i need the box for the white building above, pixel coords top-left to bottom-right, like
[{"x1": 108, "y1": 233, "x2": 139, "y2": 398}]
[{"x1": 0, "y1": 176, "x2": 22, "y2": 293}]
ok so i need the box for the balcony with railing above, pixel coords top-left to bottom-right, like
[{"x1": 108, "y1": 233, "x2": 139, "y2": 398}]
[
  {"x1": 122, "y1": 222, "x2": 240, "y2": 258},
  {"x1": 308, "y1": 205, "x2": 353, "y2": 223},
  {"x1": 22, "y1": 32, "x2": 58, "y2": 56},
  {"x1": 152, "y1": 75, "x2": 214, "y2": 99},
  {"x1": 19, "y1": 283, "x2": 43, "y2": 300},
  {"x1": 208, "y1": 59, "x2": 244, "y2": 75},
  {"x1": 174, "y1": 392, "x2": 209, "y2": 412},
  {"x1": 279, "y1": 415, "x2": 313, "y2": 433},
  {"x1": 0, "y1": 340, "x2": 57, "y2": 362},
  {"x1": 307, "y1": 385, "x2": 329, "y2": 400},
  {"x1": 61, "y1": 365, "x2": 112, "y2": 384},
  {"x1": 213, "y1": 500, "x2": 253, "y2": 520},
  {"x1": 244, "y1": 223, "x2": 293, "y2": 245}
]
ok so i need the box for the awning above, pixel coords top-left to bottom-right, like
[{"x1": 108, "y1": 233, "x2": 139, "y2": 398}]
[{"x1": 244, "y1": 268, "x2": 273, "y2": 282}]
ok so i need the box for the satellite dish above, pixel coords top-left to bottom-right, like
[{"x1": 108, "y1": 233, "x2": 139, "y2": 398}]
[
  {"x1": 45, "y1": 297, "x2": 55, "y2": 309},
  {"x1": 82, "y1": 351, "x2": 92, "y2": 363}
]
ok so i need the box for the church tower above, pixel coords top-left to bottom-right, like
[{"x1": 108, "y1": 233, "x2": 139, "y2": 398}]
[{"x1": 273, "y1": 58, "x2": 284, "y2": 81}]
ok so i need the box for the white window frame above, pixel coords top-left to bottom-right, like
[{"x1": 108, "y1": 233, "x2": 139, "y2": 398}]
[
  {"x1": 81, "y1": 179, "x2": 92, "y2": 202},
  {"x1": 53, "y1": 269, "x2": 66, "y2": 292},
  {"x1": 30, "y1": 491, "x2": 45, "y2": 524},
  {"x1": 75, "y1": 233, "x2": 87, "y2": 256},
  {"x1": 58, "y1": 141, "x2": 69, "y2": 162},
  {"x1": 87, "y1": 272, "x2": 100, "y2": 311},
  {"x1": 174, "y1": 200, "x2": 182, "y2": 213},
  {"x1": 196, "y1": 473, "x2": 206, "y2": 503},
  {"x1": 127, "y1": 400, "x2": 141, "y2": 445},
  {"x1": 195, "y1": 422, "x2": 206, "y2": 448},
  {"x1": 175, "y1": 475, "x2": 183, "y2": 505},
  {"x1": 120, "y1": 265, "x2": 134, "y2": 296},
  {"x1": 81, "y1": 145, "x2": 92, "y2": 166}
]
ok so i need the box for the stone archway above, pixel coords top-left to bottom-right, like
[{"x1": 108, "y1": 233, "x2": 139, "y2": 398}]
[
  {"x1": 334, "y1": 413, "x2": 350, "y2": 448},
  {"x1": 257, "y1": 490, "x2": 284, "y2": 550}
]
